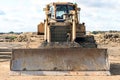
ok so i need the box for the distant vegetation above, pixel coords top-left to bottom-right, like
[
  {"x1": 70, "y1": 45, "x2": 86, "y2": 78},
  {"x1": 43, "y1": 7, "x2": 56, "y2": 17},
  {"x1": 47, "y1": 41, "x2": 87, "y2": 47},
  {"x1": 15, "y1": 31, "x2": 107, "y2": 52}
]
[
  {"x1": 91, "y1": 30, "x2": 120, "y2": 34},
  {"x1": 5, "y1": 36, "x2": 17, "y2": 39},
  {"x1": 0, "y1": 31, "x2": 23, "y2": 34},
  {"x1": 8, "y1": 31, "x2": 14, "y2": 34},
  {"x1": 5, "y1": 36, "x2": 17, "y2": 41},
  {"x1": 0, "y1": 30, "x2": 120, "y2": 35},
  {"x1": 108, "y1": 30, "x2": 119, "y2": 33}
]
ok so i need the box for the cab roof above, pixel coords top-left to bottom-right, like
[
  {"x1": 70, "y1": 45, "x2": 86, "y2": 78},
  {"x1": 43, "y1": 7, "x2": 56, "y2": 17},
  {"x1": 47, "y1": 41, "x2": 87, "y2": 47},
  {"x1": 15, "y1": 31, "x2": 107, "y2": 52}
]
[{"x1": 48, "y1": 2, "x2": 76, "y2": 6}]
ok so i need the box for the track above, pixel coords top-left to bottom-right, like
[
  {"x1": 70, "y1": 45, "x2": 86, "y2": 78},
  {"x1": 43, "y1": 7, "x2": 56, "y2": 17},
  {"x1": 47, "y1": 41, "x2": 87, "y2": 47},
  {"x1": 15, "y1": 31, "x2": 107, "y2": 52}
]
[{"x1": 0, "y1": 49, "x2": 12, "y2": 62}]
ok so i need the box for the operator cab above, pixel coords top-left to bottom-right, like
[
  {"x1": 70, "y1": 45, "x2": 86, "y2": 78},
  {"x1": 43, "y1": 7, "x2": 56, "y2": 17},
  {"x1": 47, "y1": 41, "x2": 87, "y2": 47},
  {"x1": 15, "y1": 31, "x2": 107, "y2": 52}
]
[
  {"x1": 48, "y1": 3, "x2": 76, "y2": 21},
  {"x1": 56, "y1": 4, "x2": 75, "y2": 19}
]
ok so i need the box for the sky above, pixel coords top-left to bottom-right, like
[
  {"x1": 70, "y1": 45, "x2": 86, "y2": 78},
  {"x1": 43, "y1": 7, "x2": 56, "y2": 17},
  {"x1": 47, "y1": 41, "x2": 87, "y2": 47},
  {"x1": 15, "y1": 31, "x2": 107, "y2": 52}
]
[{"x1": 0, "y1": 0, "x2": 120, "y2": 32}]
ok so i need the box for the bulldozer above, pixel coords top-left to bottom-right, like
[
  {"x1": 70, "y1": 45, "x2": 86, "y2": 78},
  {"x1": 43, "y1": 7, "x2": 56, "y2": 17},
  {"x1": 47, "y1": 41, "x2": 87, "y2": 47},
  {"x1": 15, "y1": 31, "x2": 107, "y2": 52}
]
[{"x1": 10, "y1": 2, "x2": 110, "y2": 76}]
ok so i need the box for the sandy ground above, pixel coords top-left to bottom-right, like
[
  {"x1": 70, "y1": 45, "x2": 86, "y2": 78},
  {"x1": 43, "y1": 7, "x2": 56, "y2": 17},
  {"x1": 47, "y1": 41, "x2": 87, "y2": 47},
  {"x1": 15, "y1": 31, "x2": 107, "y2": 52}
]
[{"x1": 0, "y1": 42, "x2": 120, "y2": 80}]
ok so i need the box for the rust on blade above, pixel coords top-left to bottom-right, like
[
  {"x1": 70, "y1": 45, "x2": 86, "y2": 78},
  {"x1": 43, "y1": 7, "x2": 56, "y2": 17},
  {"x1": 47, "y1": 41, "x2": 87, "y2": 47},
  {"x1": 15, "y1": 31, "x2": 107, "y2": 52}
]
[{"x1": 10, "y1": 48, "x2": 109, "y2": 71}]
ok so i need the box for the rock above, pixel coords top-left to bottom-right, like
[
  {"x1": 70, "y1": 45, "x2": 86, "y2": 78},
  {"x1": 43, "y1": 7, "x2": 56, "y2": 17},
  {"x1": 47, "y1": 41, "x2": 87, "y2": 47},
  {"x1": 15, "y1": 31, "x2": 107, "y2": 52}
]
[{"x1": 94, "y1": 33, "x2": 120, "y2": 44}]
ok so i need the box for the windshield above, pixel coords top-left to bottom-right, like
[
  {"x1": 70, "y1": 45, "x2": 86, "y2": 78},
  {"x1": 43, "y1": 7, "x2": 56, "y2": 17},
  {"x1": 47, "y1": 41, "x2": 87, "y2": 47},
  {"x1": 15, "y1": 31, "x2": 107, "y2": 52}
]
[{"x1": 56, "y1": 5, "x2": 74, "y2": 19}]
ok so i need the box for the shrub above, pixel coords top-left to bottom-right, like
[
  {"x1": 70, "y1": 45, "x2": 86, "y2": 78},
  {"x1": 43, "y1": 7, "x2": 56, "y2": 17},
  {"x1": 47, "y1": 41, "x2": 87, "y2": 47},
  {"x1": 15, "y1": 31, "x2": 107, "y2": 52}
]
[
  {"x1": 92, "y1": 31, "x2": 99, "y2": 34},
  {"x1": 5, "y1": 36, "x2": 17, "y2": 40}
]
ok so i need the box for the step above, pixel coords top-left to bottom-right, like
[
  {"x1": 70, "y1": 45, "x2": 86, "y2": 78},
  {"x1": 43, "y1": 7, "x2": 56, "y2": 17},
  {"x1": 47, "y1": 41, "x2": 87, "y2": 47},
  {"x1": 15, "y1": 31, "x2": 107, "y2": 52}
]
[
  {"x1": 0, "y1": 49, "x2": 12, "y2": 52},
  {"x1": 0, "y1": 52, "x2": 12, "y2": 55}
]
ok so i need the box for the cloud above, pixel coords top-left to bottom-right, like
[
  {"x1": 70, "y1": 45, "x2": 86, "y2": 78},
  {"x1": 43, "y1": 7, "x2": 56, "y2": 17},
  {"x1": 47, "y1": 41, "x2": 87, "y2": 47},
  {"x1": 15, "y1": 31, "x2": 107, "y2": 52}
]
[
  {"x1": 0, "y1": 10, "x2": 5, "y2": 15},
  {"x1": 0, "y1": 0, "x2": 120, "y2": 32},
  {"x1": 75, "y1": 0, "x2": 120, "y2": 31},
  {"x1": 76, "y1": 0, "x2": 119, "y2": 9}
]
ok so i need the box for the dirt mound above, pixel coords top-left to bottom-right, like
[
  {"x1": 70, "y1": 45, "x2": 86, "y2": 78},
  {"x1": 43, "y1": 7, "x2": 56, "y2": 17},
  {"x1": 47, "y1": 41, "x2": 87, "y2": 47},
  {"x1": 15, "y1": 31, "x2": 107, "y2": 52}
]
[
  {"x1": 40, "y1": 42, "x2": 81, "y2": 48},
  {"x1": 14, "y1": 32, "x2": 44, "y2": 42},
  {"x1": 14, "y1": 34, "x2": 29, "y2": 42},
  {"x1": 94, "y1": 33, "x2": 120, "y2": 44}
]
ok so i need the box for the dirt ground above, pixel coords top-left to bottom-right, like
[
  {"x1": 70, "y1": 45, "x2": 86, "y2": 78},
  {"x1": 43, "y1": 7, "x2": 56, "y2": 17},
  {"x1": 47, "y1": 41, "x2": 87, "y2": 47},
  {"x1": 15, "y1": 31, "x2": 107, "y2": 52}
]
[{"x1": 0, "y1": 42, "x2": 120, "y2": 80}]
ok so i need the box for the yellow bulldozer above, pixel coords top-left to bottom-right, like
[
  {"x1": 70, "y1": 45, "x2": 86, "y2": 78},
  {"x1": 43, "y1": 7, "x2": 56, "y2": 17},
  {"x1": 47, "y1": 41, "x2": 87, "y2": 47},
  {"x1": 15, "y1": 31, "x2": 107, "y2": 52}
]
[{"x1": 10, "y1": 2, "x2": 110, "y2": 76}]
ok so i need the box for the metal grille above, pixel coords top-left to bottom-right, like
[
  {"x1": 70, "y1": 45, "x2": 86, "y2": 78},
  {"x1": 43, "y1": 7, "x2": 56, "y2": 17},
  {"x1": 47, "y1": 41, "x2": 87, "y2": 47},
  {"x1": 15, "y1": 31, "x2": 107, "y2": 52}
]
[{"x1": 51, "y1": 26, "x2": 69, "y2": 42}]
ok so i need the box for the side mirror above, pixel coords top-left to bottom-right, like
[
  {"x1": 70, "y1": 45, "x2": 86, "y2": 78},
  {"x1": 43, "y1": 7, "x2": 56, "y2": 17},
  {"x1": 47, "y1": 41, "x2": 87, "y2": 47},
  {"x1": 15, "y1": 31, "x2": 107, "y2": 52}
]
[
  {"x1": 43, "y1": 8, "x2": 46, "y2": 11},
  {"x1": 47, "y1": 13, "x2": 51, "y2": 17},
  {"x1": 77, "y1": 8, "x2": 81, "y2": 11}
]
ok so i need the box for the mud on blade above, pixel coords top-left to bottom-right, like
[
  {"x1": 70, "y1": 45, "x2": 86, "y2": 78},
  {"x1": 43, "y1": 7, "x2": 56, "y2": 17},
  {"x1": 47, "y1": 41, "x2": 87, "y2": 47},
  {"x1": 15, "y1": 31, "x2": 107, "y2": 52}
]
[{"x1": 10, "y1": 48, "x2": 109, "y2": 71}]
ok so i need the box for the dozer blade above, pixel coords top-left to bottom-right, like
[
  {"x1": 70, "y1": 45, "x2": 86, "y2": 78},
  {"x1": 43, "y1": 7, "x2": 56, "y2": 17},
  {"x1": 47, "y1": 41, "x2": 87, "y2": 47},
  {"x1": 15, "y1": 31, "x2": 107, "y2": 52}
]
[{"x1": 10, "y1": 48, "x2": 109, "y2": 72}]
